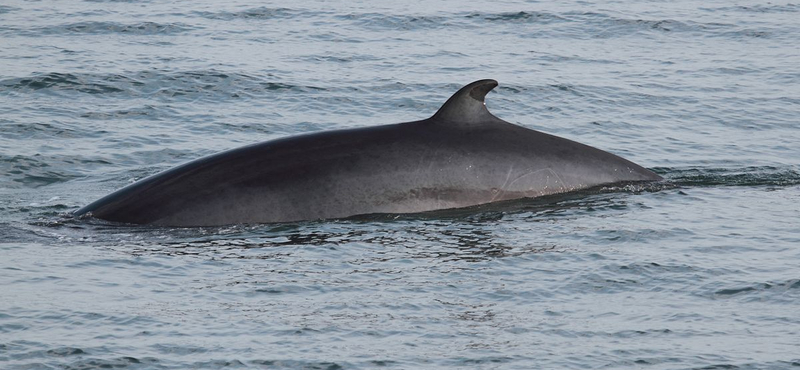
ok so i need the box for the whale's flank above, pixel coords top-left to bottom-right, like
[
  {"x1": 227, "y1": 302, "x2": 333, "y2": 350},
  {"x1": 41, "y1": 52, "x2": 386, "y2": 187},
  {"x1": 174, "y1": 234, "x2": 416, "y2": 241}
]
[{"x1": 75, "y1": 80, "x2": 661, "y2": 226}]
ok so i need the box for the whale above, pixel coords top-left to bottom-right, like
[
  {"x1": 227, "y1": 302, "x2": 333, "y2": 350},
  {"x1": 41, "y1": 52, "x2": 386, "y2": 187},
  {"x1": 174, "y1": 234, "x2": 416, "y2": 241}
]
[{"x1": 74, "y1": 79, "x2": 661, "y2": 226}]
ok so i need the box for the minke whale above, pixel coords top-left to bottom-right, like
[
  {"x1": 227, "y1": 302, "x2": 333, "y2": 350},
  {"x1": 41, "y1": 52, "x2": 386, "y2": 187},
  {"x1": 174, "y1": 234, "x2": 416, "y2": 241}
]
[{"x1": 75, "y1": 79, "x2": 661, "y2": 226}]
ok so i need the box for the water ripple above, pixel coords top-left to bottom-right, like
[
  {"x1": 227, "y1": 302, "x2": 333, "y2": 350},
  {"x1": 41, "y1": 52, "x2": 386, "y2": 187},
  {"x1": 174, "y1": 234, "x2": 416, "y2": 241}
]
[
  {"x1": 193, "y1": 7, "x2": 309, "y2": 21},
  {"x1": 0, "y1": 70, "x2": 322, "y2": 101},
  {"x1": 0, "y1": 5, "x2": 18, "y2": 14},
  {"x1": 34, "y1": 21, "x2": 195, "y2": 36},
  {"x1": 467, "y1": 11, "x2": 567, "y2": 24},
  {"x1": 337, "y1": 13, "x2": 451, "y2": 31},
  {"x1": 663, "y1": 166, "x2": 800, "y2": 187}
]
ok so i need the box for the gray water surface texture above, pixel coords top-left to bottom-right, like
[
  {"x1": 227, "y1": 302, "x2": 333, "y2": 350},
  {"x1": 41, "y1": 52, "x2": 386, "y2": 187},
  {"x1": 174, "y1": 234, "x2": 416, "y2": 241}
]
[{"x1": 1, "y1": 0, "x2": 800, "y2": 369}]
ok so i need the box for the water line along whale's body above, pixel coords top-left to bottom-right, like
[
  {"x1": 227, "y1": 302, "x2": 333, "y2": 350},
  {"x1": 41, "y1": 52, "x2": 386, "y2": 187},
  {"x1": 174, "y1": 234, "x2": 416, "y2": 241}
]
[{"x1": 75, "y1": 79, "x2": 661, "y2": 226}]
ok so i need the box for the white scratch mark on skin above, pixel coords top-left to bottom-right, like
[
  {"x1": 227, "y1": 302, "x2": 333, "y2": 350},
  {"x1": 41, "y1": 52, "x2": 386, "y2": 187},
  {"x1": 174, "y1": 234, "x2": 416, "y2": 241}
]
[
  {"x1": 546, "y1": 168, "x2": 567, "y2": 192},
  {"x1": 490, "y1": 165, "x2": 516, "y2": 202},
  {"x1": 495, "y1": 167, "x2": 557, "y2": 199},
  {"x1": 508, "y1": 168, "x2": 550, "y2": 189},
  {"x1": 491, "y1": 167, "x2": 572, "y2": 198}
]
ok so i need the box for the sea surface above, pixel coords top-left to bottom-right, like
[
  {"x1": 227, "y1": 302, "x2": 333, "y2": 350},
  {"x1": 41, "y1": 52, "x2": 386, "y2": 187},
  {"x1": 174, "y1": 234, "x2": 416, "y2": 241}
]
[{"x1": 1, "y1": 0, "x2": 799, "y2": 369}]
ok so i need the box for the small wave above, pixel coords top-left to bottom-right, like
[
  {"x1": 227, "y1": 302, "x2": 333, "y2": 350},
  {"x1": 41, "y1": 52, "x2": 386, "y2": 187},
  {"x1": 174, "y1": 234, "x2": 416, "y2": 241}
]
[
  {"x1": 712, "y1": 279, "x2": 800, "y2": 302},
  {"x1": 249, "y1": 360, "x2": 348, "y2": 369},
  {"x1": 298, "y1": 53, "x2": 381, "y2": 64},
  {"x1": 0, "y1": 70, "x2": 322, "y2": 100},
  {"x1": 707, "y1": 4, "x2": 800, "y2": 14},
  {"x1": 193, "y1": 7, "x2": 302, "y2": 21},
  {"x1": 0, "y1": 5, "x2": 17, "y2": 14},
  {"x1": 721, "y1": 28, "x2": 773, "y2": 39},
  {"x1": 57, "y1": 357, "x2": 161, "y2": 369},
  {"x1": 337, "y1": 13, "x2": 450, "y2": 31},
  {"x1": 0, "y1": 154, "x2": 110, "y2": 189},
  {"x1": 0, "y1": 222, "x2": 58, "y2": 243},
  {"x1": 79, "y1": 105, "x2": 159, "y2": 120},
  {"x1": 528, "y1": 51, "x2": 621, "y2": 65},
  {"x1": 466, "y1": 10, "x2": 751, "y2": 40},
  {"x1": 607, "y1": 18, "x2": 695, "y2": 33},
  {"x1": 35, "y1": 21, "x2": 193, "y2": 36},
  {"x1": 466, "y1": 11, "x2": 567, "y2": 24},
  {"x1": 573, "y1": 13, "x2": 722, "y2": 36},
  {"x1": 47, "y1": 347, "x2": 86, "y2": 356},
  {"x1": 0, "y1": 72, "x2": 124, "y2": 95},
  {"x1": 0, "y1": 121, "x2": 99, "y2": 141},
  {"x1": 508, "y1": 11, "x2": 773, "y2": 40},
  {"x1": 660, "y1": 166, "x2": 800, "y2": 187}
]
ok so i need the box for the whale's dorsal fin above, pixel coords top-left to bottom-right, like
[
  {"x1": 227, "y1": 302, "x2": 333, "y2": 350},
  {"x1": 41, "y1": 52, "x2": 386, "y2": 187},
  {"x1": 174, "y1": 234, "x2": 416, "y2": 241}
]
[{"x1": 431, "y1": 79, "x2": 499, "y2": 127}]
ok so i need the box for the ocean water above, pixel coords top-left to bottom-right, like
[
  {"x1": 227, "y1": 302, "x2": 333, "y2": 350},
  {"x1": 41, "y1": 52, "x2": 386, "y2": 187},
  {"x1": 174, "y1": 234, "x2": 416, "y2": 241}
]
[{"x1": 1, "y1": 0, "x2": 800, "y2": 368}]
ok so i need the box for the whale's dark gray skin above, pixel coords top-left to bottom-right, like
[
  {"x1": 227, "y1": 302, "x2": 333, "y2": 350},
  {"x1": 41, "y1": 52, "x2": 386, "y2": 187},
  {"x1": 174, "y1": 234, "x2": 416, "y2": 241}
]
[{"x1": 75, "y1": 79, "x2": 661, "y2": 226}]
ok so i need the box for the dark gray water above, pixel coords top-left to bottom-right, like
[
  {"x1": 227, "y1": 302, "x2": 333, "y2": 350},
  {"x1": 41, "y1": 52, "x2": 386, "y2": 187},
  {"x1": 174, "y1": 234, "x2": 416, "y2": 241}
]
[{"x1": 2, "y1": 0, "x2": 800, "y2": 369}]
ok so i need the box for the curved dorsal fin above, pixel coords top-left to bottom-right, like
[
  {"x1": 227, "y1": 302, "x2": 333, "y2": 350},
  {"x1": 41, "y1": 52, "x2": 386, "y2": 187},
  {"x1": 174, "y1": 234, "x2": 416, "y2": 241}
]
[{"x1": 430, "y1": 79, "x2": 499, "y2": 127}]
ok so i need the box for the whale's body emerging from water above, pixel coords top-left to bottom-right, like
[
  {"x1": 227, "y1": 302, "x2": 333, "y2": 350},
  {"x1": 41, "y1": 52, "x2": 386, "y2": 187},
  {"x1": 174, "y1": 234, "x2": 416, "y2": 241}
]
[{"x1": 75, "y1": 79, "x2": 661, "y2": 226}]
